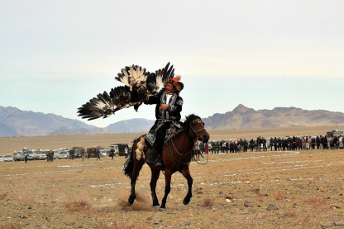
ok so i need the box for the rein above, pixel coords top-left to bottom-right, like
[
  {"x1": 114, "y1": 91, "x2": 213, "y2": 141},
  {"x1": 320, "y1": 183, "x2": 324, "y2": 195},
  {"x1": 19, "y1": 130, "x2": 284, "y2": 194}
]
[{"x1": 168, "y1": 118, "x2": 206, "y2": 166}]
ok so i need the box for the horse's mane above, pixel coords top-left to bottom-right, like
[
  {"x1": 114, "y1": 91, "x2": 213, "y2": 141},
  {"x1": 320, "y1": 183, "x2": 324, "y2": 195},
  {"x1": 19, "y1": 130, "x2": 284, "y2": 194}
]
[{"x1": 181, "y1": 114, "x2": 201, "y2": 131}]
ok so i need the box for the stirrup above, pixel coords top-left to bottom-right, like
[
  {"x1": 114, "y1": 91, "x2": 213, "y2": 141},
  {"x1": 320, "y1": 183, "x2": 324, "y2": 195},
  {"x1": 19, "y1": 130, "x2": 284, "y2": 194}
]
[{"x1": 155, "y1": 157, "x2": 162, "y2": 167}]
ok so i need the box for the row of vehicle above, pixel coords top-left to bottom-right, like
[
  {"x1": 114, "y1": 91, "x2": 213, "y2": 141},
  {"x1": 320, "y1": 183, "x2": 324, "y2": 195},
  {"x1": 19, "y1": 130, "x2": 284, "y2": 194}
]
[
  {"x1": 12, "y1": 148, "x2": 71, "y2": 161},
  {"x1": 0, "y1": 155, "x2": 13, "y2": 162},
  {"x1": 8, "y1": 144, "x2": 130, "y2": 162},
  {"x1": 86, "y1": 144, "x2": 129, "y2": 158}
]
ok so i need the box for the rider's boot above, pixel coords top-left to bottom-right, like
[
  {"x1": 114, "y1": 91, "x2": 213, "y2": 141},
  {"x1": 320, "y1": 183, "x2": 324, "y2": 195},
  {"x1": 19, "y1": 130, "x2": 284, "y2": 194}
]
[
  {"x1": 155, "y1": 155, "x2": 162, "y2": 167},
  {"x1": 155, "y1": 147, "x2": 162, "y2": 167}
]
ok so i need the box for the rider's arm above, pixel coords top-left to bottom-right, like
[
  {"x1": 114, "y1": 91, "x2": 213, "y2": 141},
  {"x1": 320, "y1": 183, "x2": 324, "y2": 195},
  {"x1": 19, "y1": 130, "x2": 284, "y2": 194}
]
[{"x1": 167, "y1": 97, "x2": 183, "y2": 115}]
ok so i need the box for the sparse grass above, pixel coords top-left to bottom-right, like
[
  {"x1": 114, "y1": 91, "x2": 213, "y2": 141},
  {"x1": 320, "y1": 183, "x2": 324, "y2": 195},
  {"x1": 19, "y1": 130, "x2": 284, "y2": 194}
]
[
  {"x1": 282, "y1": 210, "x2": 297, "y2": 217},
  {"x1": 201, "y1": 198, "x2": 214, "y2": 207},
  {"x1": 303, "y1": 197, "x2": 329, "y2": 207},
  {"x1": 94, "y1": 221, "x2": 150, "y2": 229},
  {"x1": 0, "y1": 193, "x2": 6, "y2": 200},
  {"x1": 0, "y1": 223, "x2": 23, "y2": 229},
  {"x1": 16, "y1": 197, "x2": 35, "y2": 204},
  {"x1": 295, "y1": 215, "x2": 315, "y2": 228},
  {"x1": 65, "y1": 200, "x2": 90, "y2": 213},
  {"x1": 0, "y1": 129, "x2": 344, "y2": 228},
  {"x1": 275, "y1": 191, "x2": 286, "y2": 200}
]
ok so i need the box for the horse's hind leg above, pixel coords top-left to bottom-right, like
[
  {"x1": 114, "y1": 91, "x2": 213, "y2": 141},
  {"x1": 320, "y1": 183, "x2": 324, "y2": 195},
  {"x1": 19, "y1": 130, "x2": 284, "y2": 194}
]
[
  {"x1": 181, "y1": 167, "x2": 193, "y2": 205},
  {"x1": 127, "y1": 159, "x2": 144, "y2": 206},
  {"x1": 150, "y1": 168, "x2": 160, "y2": 208},
  {"x1": 160, "y1": 169, "x2": 172, "y2": 210}
]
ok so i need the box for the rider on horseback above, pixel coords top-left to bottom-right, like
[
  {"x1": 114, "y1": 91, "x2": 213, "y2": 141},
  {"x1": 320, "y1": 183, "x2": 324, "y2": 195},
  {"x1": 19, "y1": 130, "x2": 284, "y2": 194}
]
[{"x1": 140, "y1": 75, "x2": 184, "y2": 167}]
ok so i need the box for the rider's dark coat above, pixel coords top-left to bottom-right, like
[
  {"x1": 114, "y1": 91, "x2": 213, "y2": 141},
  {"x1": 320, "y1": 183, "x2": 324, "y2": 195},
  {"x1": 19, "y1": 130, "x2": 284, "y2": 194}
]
[{"x1": 144, "y1": 89, "x2": 183, "y2": 146}]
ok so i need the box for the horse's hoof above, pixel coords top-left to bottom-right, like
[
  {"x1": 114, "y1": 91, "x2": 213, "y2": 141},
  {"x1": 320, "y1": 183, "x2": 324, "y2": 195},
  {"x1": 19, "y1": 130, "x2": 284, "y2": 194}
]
[
  {"x1": 127, "y1": 200, "x2": 133, "y2": 206},
  {"x1": 183, "y1": 198, "x2": 190, "y2": 205},
  {"x1": 159, "y1": 207, "x2": 166, "y2": 211},
  {"x1": 153, "y1": 205, "x2": 160, "y2": 209}
]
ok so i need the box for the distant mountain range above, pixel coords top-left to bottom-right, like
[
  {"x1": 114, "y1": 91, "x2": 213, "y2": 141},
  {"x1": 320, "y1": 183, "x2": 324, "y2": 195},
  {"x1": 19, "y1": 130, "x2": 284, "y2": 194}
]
[
  {"x1": 107, "y1": 119, "x2": 154, "y2": 133},
  {"x1": 0, "y1": 106, "x2": 110, "y2": 137},
  {"x1": 1, "y1": 104, "x2": 344, "y2": 137},
  {"x1": 202, "y1": 104, "x2": 344, "y2": 129}
]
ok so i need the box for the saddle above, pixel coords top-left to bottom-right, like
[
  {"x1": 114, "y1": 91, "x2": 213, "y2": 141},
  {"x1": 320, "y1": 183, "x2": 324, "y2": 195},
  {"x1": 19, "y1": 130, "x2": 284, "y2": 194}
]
[{"x1": 143, "y1": 128, "x2": 183, "y2": 164}]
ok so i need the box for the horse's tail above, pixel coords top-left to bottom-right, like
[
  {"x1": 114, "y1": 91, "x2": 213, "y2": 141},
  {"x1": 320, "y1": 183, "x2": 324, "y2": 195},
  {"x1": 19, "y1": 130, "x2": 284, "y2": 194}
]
[{"x1": 123, "y1": 138, "x2": 137, "y2": 178}]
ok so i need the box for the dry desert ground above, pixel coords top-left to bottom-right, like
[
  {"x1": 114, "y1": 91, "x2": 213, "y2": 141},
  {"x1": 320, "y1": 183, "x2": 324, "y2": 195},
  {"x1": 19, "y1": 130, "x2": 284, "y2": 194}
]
[{"x1": 0, "y1": 125, "x2": 344, "y2": 228}]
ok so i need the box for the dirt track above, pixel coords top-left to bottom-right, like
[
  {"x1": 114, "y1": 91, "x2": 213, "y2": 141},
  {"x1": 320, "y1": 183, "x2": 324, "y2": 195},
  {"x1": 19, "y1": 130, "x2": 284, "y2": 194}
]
[{"x1": 1, "y1": 148, "x2": 343, "y2": 228}]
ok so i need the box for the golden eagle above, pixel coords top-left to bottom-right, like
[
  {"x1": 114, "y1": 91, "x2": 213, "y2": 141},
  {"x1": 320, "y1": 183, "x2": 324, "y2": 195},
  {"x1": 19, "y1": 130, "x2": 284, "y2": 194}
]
[{"x1": 77, "y1": 62, "x2": 175, "y2": 120}]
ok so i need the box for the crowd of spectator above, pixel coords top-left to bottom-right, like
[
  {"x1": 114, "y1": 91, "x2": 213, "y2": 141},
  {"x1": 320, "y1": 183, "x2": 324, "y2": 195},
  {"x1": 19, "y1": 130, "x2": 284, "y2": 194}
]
[{"x1": 196, "y1": 135, "x2": 344, "y2": 153}]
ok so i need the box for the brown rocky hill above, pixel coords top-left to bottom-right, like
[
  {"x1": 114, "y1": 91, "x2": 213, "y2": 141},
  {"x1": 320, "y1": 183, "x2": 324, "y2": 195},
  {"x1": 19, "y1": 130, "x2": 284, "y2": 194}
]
[{"x1": 203, "y1": 104, "x2": 344, "y2": 130}]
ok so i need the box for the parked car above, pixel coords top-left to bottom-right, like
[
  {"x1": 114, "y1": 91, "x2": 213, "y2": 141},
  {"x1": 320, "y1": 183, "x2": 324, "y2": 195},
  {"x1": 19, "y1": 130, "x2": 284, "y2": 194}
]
[
  {"x1": 39, "y1": 150, "x2": 50, "y2": 160},
  {"x1": 100, "y1": 149, "x2": 110, "y2": 157},
  {"x1": 32, "y1": 150, "x2": 43, "y2": 160},
  {"x1": 53, "y1": 150, "x2": 60, "y2": 159},
  {"x1": 13, "y1": 151, "x2": 24, "y2": 161},
  {"x1": 24, "y1": 151, "x2": 34, "y2": 160},
  {"x1": 0, "y1": 155, "x2": 3, "y2": 163},
  {"x1": 59, "y1": 150, "x2": 69, "y2": 159},
  {"x1": 109, "y1": 144, "x2": 129, "y2": 157},
  {"x1": 4, "y1": 155, "x2": 13, "y2": 162},
  {"x1": 71, "y1": 147, "x2": 85, "y2": 158}
]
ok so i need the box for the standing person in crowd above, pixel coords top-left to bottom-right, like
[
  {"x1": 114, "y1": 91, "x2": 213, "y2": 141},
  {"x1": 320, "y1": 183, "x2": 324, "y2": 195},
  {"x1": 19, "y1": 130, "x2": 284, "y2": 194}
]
[
  {"x1": 204, "y1": 143, "x2": 209, "y2": 155},
  {"x1": 262, "y1": 137, "x2": 267, "y2": 151},
  {"x1": 110, "y1": 148, "x2": 115, "y2": 160},
  {"x1": 199, "y1": 142, "x2": 204, "y2": 154},
  {"x1": 96, "y1": 148, "x2": 101, "y2": 160},
  {"x1": 270, "y1": 137, "x2": 274, "y2": 151},
  {"x1": 221, "y1": 141, "x2": 226, "y2": 153},
  {"x1": 234, "y1": 139, "x2": 238, "y2": 153},
  {"x1": 297, "y1": 137, "x2": 301, "y2": 150},
  {"x1": 308, "y1": 137, "x2": 312, "y2": 149},
  {"x1": 274, "y1": 137, "x2": 278, "y2": 151},
  {"x1": 334, "y1": 136, "x2": 338, "y2": 149},
  {"x1": 339, "y1": 135, "x2": 343, "y2": 149},
  {"x1": 193, "y1": 141, "x2": 200, "y2": 161},
  {"x1": 225, "y1": 141, "x2": 229, "y2": 153},
  {"x1": 211, "y1": 142, "x2": 214, "y2": 154},
  {"x1": 311, "y1": 137, "x2": 315, "y2": 150},
  {"x1": 292, "y1": 136, "x2": 296, "y2": 150},
  {"x1": 256, "y1": 137, "x2": 261, "y2": 151},
  {"x1": 216, "y1": 141, "x2": 220, "y2": 154},
  {"x1": 302, "y1": 137, "x2": 306, "y2": 150},
  {"x1": 81, "y1": 149, "x2": 85, "y2": 161},
  {"x1": 25, "y1": 153, "x2": 28, "y2": 163},
  {"x1": 329, "y1": 136, "x2": 333, "y2": 149},
  {"x1": 230, "y1": 141, "x2": 234, "y2": 153},
  {"x1": 316, "y1": 136, "x2": 321, "y2": 149},
  {"x1": 249, "y1": 139, "x2": 254, "y2": 152},
  {"x1": 69, "y1": 149, "x2": 73, "y2": 159},
  {"x1": 322, "y1": 136, "x2": 328, "y2": 149},
  {"x1": 243, "y1": 139, "x2": 248, "y2": 152}
]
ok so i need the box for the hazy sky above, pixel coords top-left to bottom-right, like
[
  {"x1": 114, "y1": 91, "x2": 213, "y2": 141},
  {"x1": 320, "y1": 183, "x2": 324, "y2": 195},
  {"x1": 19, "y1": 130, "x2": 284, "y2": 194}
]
[{"x1": 1, "y1": 0, "x2": 344, "y2": 127}]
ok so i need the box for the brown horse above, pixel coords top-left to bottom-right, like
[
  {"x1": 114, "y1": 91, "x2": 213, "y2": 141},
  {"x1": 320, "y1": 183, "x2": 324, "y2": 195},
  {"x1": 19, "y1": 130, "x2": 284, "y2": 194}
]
[{"x1": 123, "y1": 114, "x2": 209, "y2": 210}]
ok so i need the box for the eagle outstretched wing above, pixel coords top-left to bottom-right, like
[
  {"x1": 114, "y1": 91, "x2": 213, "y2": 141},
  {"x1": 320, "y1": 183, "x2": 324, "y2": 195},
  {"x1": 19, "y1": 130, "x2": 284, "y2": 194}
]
[{"x1": 77, "y1": 62, "x2": 175, "y2": 121}]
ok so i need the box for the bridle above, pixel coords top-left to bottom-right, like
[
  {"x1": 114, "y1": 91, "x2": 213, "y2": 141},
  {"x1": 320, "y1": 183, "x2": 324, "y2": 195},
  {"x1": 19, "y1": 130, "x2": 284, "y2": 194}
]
[{"x1": 190, "y1": 118, "x2": 205, "y2": 140}]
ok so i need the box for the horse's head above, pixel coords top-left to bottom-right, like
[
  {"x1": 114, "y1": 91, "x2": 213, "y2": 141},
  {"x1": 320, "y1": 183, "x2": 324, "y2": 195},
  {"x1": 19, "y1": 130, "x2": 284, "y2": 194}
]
[{"x1": 185, "y1": 115, "x2": 209, "y2": 143}]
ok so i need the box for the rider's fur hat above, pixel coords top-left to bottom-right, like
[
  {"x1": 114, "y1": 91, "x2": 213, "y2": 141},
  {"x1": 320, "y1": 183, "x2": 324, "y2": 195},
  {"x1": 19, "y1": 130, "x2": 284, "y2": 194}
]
[{"x1": 165, "y1": 75, "x2": 184, "y2": 93}]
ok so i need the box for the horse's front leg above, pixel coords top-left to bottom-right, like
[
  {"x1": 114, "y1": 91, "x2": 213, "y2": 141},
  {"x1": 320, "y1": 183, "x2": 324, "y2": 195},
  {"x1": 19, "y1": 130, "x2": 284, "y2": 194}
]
[
  {"x1": 150, "y1": 168, "x2": 160, "y2": 208},
  {"x1": 181, "y1": 167, "x2": 193, "y2": 205},
  {"x1": 160, "y1": 169, "x2": 172, "y2": 210}
]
